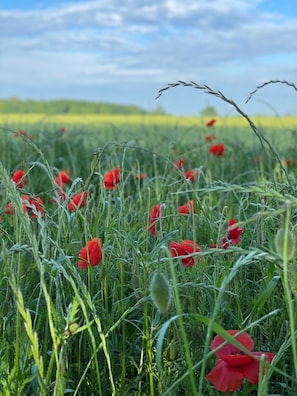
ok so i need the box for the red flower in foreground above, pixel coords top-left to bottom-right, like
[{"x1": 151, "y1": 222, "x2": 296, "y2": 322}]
[
  {"x1": 206, "y1": 330, "x2": 275, "y2": 392},
  {"x1": 184, "y1": 169, "x2": 199, "y2": 182},
  {"x1": 206, "y1": 119, "x2": 216, "y2": 127},
  {"x1": 205, "y1": 134, "x2": 216, "y2": 142},
  {"x1": 178, "y1": 199, "x2": 195, "y2": 215},
  {"x1": 103, "y1": 167, "x2": 120, "y2": 190},
  {"x1": 175, "y1": 159, "x2": 186, "y2": 169},
  {"x1": 209, "y1": 143, "x2": 225, "y2": 156},
  {"x1": 169, "y1": 240, "x2": 201, "y2": 267},
  {"x1": 147, "y1": 203, "x2": 164, "y2": 237},
  {"x1": 68, "y1": 191, "x2": 88, "y2": 212},
  {"x1": 11, "y1": 170, "x2": 27, "y2": 188},
  {"x1": 54, "y1": 170, "x2": 71, "y2": 188},
  {"x1": 22, "y1": 194, "x2": 44, "y2": 218},
  {"x1": 78, "y1": 238, "x2": 103, "y2": 269}
]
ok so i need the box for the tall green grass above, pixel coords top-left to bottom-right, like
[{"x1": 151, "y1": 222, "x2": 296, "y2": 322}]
[{"x1": 1, "y1": 102, "x2": 297, "y2": 395}]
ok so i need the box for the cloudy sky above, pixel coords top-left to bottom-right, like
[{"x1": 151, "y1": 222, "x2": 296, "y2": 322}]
[{"x1": 0, "y1": 0, "x2": 296, "y2": 115}]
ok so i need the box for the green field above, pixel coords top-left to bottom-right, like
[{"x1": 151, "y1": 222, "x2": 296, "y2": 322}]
[{"x1": 1, "y1": 116, "x2": 297, "y2": 395}]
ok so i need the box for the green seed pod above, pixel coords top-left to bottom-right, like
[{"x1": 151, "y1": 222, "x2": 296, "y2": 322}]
[
  {"x1": 150, "y1": 272, "x2": 172, "y2": 313},
  {"x1": 275, "y1": 228, "x2": 296, "y2": 261}
]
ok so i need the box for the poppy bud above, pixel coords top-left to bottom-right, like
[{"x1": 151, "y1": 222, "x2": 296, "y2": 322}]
[
  {"x1": 150, "y1": 272, "x2": 172, "y2": 313},
  {"x1": 289, "y1": 264, "x2": 297, "y2": 297},
  {"x1": 275, "y1": 228, "x2": 296, "y2": 261}
]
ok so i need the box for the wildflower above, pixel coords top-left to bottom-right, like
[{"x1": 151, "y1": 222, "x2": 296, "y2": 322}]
[
  {"x1": 208, "y1": 143, "x2": 225, "y2": 156},
  {"x1": 227, "y1": 219, "x2": 243, "y2": 245},
  {"x1": 14, "y1": 129, "x2": 26, "y2": 138},
  {"x1": 21, "y1": 194, "x2": 44, "y2": 218},
  {"x1": 211, "y1": 218, "x2": 243, "y2": 249},
  {"x1": 103, "y1": 167, "x2": 120, "y2": 190},
  {"x1": 11, "y1": 170, "x2": 27, "y2": 188},
  {"x1": 50, "y1": 190, "x2": 66, "y2": 205},
  {"x1": 14, "y1": 129, "x2": 32, "y2": 140},
  {"x1": 175, "y1": 159, "x2": 186, "y2": 169},
  {"x1": 147, "y1": 203, "x2": 164, "y2": 237},
  {"x1": 169, "y1": 240, "x2": 201, "y2": 267},
  {"x1": 206, "y1": 330, "x2": 275, "y2": 392},
  {"x1": 68, "y1": 191, "x2": 88, "y2": 212},
  {"x1": 60, "y1": 127, "x2": 66, "y2": 134},
  {"x1": 184, "y1": 169, "x2": 199, "y2": 182},
  {"x1": 54, "y1": 170, "x2": 71, "y2": 188},
  {"x1": 205, "y1": 134, "x2": 216, "y2": 142},
  {"x1": 135, "y1": 172, "x2": 146, "y2": 180},
  {"x1": 178, "y1": 199, "x2": 195, "y2": 215},
  {"x1": 206, "y1": 119, "x2": 216, "y2": 127},
  {"x1": 78, "y1": 237, "x2": 103, "y2": 269},
  {"x1": 4, "y1": 202, "x2": 16, "y2": 215}
]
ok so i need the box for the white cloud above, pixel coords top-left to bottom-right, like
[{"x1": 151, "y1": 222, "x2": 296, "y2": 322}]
[{"x1": 0, "y1": 0, "x2": 296, "y2": 114}]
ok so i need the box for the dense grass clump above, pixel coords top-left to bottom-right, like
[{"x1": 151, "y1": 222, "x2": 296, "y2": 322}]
[{"x1": 1, "y1": 112, "x2": 297, "y2": 395}]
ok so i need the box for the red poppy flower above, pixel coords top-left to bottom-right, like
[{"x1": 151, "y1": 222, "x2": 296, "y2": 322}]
[
  {"x1": 60, "y1": 127, "x2": 66, "y2": 134},
  {"x1": 178, "y1": 199, "x2": 195, "y2": 215},
  {"x1": 103, "y1": 167, "x2": 120, "y2": 190},
  {"x1": 4, "y1": 196, "x2": 44, "y2": 217},
  {"x1": 54, "y1": 170, "x2": 71, "y2": 188},
  {"x1": 175, "y1": 159, "x2": 186, "y2": 169},
  {"x1": 78, "y1": 237, "x2": 103, "y2": 269},
  {"x1": 184, "y1": 169, "x2": 199, "y2": 182},
  {"x1": 169, "y1": 240, "x2": 201, "y2": 267},
  {"x1": 205, "y1": 134, "x2": 216, "y2": 142},
  {"x1": 206, "y1": 330, "x2": 275, "y2": 392},
  {"x1": 211, "y1": 218, "x2": 243, "y2": 249},
  {"x1": 227, "y1": 219, "x2": 243, "y2": 245},
  {"x1": 4, "y1": 202, "x2": 16, "y2": 215},
  {"x1": 14, "y1": 129, "x2": 32, "y2": 140},
  {"x1": 135, "y1": 172, "x2": 146, "y2": 180},
  {"x1": 14, "y1": 129, "x2": 26, "y2": 138},
  {"x1": 208, "y1": 143, "x2": 225, "y2": 156},
  {"x1": 50, "y1": 190, "x2": 66, "y2": 205},
  {"x1": 147, "y1": 203, "x2": 164, "y2": 237},
  {"x1": 11, "y1": 170, "x2": 27, "y2": 188},
  {"x1": 21, "y1": 194, "x2": 45, "y2": 218},
  {"x1": 68, "y1": 191, "x2": 88, "y2": 212},
  {"x1": 206, "y1": 119, "x2": 216, "y2": 127}
]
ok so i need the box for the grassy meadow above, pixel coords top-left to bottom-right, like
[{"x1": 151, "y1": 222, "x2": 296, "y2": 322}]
[{"x1": 1, "y1": 112, "x2": 297, "y2": 395}]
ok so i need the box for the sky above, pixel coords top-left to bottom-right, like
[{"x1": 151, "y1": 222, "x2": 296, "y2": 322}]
[{"x1": 0, "y1": 0, "x2": 297, "y2": 115}]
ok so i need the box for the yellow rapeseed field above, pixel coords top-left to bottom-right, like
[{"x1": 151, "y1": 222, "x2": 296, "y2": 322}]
[{"x1": 0, "y1": 113, "x2": 297, "y2": 129}]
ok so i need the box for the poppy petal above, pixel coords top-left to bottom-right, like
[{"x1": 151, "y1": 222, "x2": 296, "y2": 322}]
[
  {"x1": 206, "y1": 359, "x2": 244, "y2": 392},
  {"x1": 241, "y1": 352, "x2": 275, "y2": 385},
  {"x1": 210, "y1": 330, "x2": 254, "y2": 358}
]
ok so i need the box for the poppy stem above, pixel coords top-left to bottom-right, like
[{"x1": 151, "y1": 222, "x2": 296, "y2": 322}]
[{"x1": 282, "y1": 202, "x2": 297, "y2": 379}]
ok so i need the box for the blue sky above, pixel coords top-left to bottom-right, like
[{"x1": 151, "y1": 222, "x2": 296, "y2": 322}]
[{"x1": 0, "y1": 0, "x2": 296, "y2": 115}]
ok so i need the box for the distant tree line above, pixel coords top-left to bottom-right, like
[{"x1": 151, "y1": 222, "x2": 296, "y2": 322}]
[{"x1": 0, "y1": 97, "x2": 166, "y2": 115}]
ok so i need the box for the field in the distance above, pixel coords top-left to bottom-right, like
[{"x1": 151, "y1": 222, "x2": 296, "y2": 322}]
[
  {"x1": 1, "y1": 115, "x2": 297, "y2": 395},
  {"x1": 1, "y1": 113, "x2": 297, "y2": 128}
]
